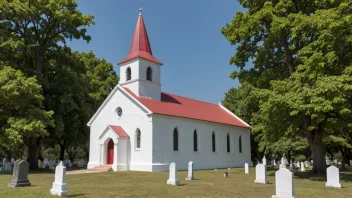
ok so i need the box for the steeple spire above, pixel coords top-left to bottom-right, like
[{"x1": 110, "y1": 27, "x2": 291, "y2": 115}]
[{"x1": 119, "y1": 9, "x2": 162, "y2": 65}]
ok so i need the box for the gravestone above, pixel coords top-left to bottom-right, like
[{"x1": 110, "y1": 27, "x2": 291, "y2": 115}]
[
  {"x1": 185, "y1": 161, "x2": 194, "y2": 180},
  {"x1": 254, "y1": 164, "x2": 268, "y2": 184},
  {"x1": 3, "y1": 158, "x2": 8, "y2": 165},
  {"x1": 8, "y1": 160, "x2": 31, "y2": 187},
  {"x1": 263, "y1": 156, "x2": 267, "y2": 166},
  {"x1": 296, "y1": 162, "x2": 300, "y2": 168},
  {"x1": 5, "y1": 162, "x2": 12, "y2": 172},
  {"x1": 224, "y1": 171, "x2": 228, "y2": 178},
  {"x1": 50, "y1": 161, "x2": 68, "y2": 196},
  {"x1": 273, "y1": 159, "x2": 276, "y2": 166},
  {"x1": 245, "y1": 163, "x2": 249, "y2": 174},
  {"x1": 326, "y1": 166, "x2": 341, "y2": 188},
  {"x1": 305, "y1": 161, "x2": 309, "y2": 168},
  {"x1": 10, "y1": 158, "x2": 15, "y2": 165},
  {"x1": 167, "y1": 162, "x2": 180, "y2": 185},
  {"x1": 300, "y1": 162, "x2": 305, "y2": 172},
  {"x1": 49, "y1": 160, "x2": 54, "y2": 169},
  {"x1": 44, "y1": 158, "x2": 49, "y2": 166},
  {"x1": 272, "y1": 168, "x2": 294, "y2": 198}
]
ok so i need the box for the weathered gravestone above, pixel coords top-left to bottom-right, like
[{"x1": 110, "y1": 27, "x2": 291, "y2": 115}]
[
  {"x1": 224, "y1": 171, "x2": 229, "y2": 178},
  {"x1": 245, "y1": 163, "x2": 250, "y2": 174},
  {"x1": 263, "y1": 156, "x2": 267, "y2": 166},
  {"x1": 254, "y1": 164, "x2": 268, "y2": 184},
  {"x1": 326, "y1": 166, "x2": 341, "y2": 188},
  {"x1": 10, "y1": 158, "x2": 15, "y2": 165},
  {"x1": 272, "y1": 168, "x2": 294, "y2": 198},
  {"x1": 167, "y1": 162, "x2": 180, "y2": 185},
  {"x1": 50, "y1": 161, "x2": 68, "y2": 196},
  {"x1": 300, "y1": 162, "x2": 305, "y2": 172},
  {"x1": 5, "y1": 162, "x2": 12, "y2": 172},
  {"x1": 185, "y1": 161, "x2": 194, "y2": 180},
  {"x1": 49, "y1": 160, "x2": 54, "y2": 169},
  {"x1": 8, "y1": 160, "x2": 31, "y2": 187}
]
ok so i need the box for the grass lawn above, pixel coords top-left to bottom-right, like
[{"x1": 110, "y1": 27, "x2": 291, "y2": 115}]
[{"x1": 0, "y1": 166, "x2": 352, "y2": 198}]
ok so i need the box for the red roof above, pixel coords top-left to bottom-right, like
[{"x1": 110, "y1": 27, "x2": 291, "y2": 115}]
[
  {"x1": 109, "y1": 125, "x2": 130, "y2": 138},
  {"x1": 119, "y1": 14, "x2": 162, "y2": 65},
  {"x1": 123, "y1": 88, "x2": 249, "y2": 128}
]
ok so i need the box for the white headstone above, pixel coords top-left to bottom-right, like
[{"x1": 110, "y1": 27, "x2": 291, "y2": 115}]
[
  {"x1": 10, "y1": 158, "x2": 15, "y2": 165},
  {"x1": 50, "y1": 161, "x2": 68, "y2": 196},
  {"x1": 281, "y1": 157, "x2": 286, "y2": 165},
  {"x1": 273, "y1": 159, "x2": 276, "y2": 166},
  {"x1": 167, "y1": 162, "x2": 180, "y2": 185},
  {"x1": 185, "y1": 161, "x2": 194, "y2": 180},
  {"x1": 3, "y1": 158, "x2": 8, "y2": 165},
  {"x1": 254, "y1": 164, "x2": 268, "y2": 184},
  {"x1": 44, "y1": 158, "x2": 49, "y2": 165},
  {"x1": 49, "y1": 160, "x2": 54, "y2": 169},
  {"x1": 272, "y1": 168, "x2": 294, "y2": 198},
  {"x1": 263, "y1": 156, "x2": 267, "y2": 166},
  {"x1": 245, "y1": 163, "x2": 249, "y2": 174},
  {"x1": 300, "y1": 162, "x2": 305, "y2": 172},
  {"x1": 305, "y1": 161, "x2": 309, "y2": 168},
  {"x1": 296, "y1": 162, "x2": 300, "y2": 168},
  {"x1": 326, "y1": 166, "x2": 341, "y2": 188}
]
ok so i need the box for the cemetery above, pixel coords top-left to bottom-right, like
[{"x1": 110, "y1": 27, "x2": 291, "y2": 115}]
[{"x1": 1, "y1": 0, "x2": 352, "y2": 197}]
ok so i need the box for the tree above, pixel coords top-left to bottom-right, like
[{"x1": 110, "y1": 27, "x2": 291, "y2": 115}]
[
  {"x1": 0, "y1": 66, "x2": 53, "y2": 169},
  {"x1": 0, "y1": 0, "x2": 94, "y2": 169},
  {"x1": 222, "y1": 0, "x2": 352, "y2": 174}
]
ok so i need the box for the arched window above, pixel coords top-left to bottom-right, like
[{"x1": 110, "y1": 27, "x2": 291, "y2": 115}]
[
  {"x1": 212, "y1": 131, "x2": 216, "y2": 152},
  {"x1": 193, "y1": 130, "x2": 198, "y2": 152},
  {"x1": 136, "y1": 129, "x2": 141, "y2": 149},
  {"x1": 227, "y1": 133, "x2": 230, "y2": 153},
  {"x1": 239, "y1": 135, "x2": 242, "y2": 153},
  {"x1": 173, "y1": 128, "x2": 178, "y2": 151},
  {"x1": 126, "y1": 67, "x2": 131, "y2": 81},
  {"x1": 146, "y1": 67, "x2": 152, "y2": 81}
]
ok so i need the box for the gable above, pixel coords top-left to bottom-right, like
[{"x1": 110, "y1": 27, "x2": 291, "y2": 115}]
[{"x1": 87, "y1": 84, "x2": 152, "y2": 126}]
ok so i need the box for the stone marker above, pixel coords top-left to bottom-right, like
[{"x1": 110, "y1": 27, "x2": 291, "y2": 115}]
[
  {"x1": 245, "y1": 163, "x2": 249, "y2": 174},
  {"x1": 185, "y1": 161, "x2": 194, "y2": 180},
  {"x1": 8, "y1": 160, "x2": 31, "y2": 187},
  {"x1": 326, "y1": 165, "x2": 341, "y2": 188},
  {"x1": 273, "y1": 159, "x2": 276, "y2": 166},
  {"x1": 272, "y1": 168, "x2": 294, "y2": 198},
  {"x1": 50, "y1": 161, "x2": 68, "y2": 196},
  {"x1": 228, "y1": 168, "x2": 231, "y2": 170},
  {"x1": 6, "y1": 162, "x2": 12, "y2": 172},
  {"x1": 10, "y1": 158, "x2": 15, "y2": 165},
  {"x1": 3, "y1": 158, "x2": 8, "y2": 165},
  {"x1": 167, "y1": 162, "x2": 180, "y2": 185},
  {"x1": 44, "y1": 158, "x2": 49, "y2": 166},
  {"x1": 254, "y1": 164, "x2": 269, "y2": 184},
  {"x1": 263, "y1": 156, "x2": 267, "y2": 166},
  {"x1": 224, "y1": 171, "x2": 228, "y2": 178},
  {"x1": 49, "y1": 160, "x2": 54, "y2": 169},
  {"x1": 300, "y1": 162, "x2": 305, "y2": 172}
]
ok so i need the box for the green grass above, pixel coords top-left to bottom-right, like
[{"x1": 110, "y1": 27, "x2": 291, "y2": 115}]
[{"x1": 0, "y1": 167, "x2": 352, "y2": 198}]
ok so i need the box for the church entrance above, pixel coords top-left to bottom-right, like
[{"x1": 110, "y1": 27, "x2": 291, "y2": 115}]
[{"x1": 107, "y1": 139, "x2": 114, "y2": 164}]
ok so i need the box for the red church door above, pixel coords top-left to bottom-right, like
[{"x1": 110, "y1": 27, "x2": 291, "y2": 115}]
[{"x1": 107, "y1": 139, "x2": 114, "y2": 164}]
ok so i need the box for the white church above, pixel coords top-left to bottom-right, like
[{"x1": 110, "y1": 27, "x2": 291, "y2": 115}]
[{"x1": 87, "y1": 10, "x2": 252, "y2": 172}]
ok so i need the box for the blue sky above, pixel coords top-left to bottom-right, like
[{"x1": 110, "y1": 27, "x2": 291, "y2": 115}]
[{"x1": 69, "y1": 0, "x2": 245, "y2": 104}]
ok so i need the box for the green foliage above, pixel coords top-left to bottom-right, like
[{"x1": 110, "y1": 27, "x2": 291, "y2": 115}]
[
  {"x1": 0, "y1": 66, "x2": 53, "y2": 145},
  {"x1": 222, "y1": 0, "x2": 352, "y2": 173}
]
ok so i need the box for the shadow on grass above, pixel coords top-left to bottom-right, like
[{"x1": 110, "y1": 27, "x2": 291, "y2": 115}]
[{"x1": 69, "y1": 194, "x2": 85, "y2": 197}]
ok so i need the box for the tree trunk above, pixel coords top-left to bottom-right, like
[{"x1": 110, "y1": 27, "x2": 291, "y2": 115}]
[
  {"x1": 307, "y1": 130, "x2": 326, "y2": 174},
  {"x1": 340, "y1": 148, "x2": 350, "y2": 170},
  {"x1": 26, "y1": 137, "x2": 42, "y2": 170}
]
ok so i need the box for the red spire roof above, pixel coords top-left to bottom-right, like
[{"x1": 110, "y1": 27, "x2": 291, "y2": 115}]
[{"x1": 119, "y1": 13, "x2": 162, "y2": 65}]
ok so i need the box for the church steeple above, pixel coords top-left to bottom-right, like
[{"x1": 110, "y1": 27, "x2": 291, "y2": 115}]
[
  {"x1": 118, "y1": 9, "x2": 163, "y2": 101},
  {"x1": 119, "y1": 9, "x2": 162, "y2": 65}
]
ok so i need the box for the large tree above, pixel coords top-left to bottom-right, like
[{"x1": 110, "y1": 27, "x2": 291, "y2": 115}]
[
  {"x1": 222, "y1": 0, "x2": 352, "y2": 173},
  {"x1": 0, "y1": 0, "x2": 94, "y2": 169},
  {"x1": 0, "y1": 66, "x2": 54, "y2": 169}
]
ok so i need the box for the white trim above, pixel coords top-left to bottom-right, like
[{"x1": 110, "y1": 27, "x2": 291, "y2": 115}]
[
  {"x1": 119, "y1": 78, "x2": 161, "y2": 86},
  {"x1": 87, "y1": 84, "x2": 152, "y2": 126},
  {"x1": 218, "y1": 103, "x2": 251, "y2": 128}
]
